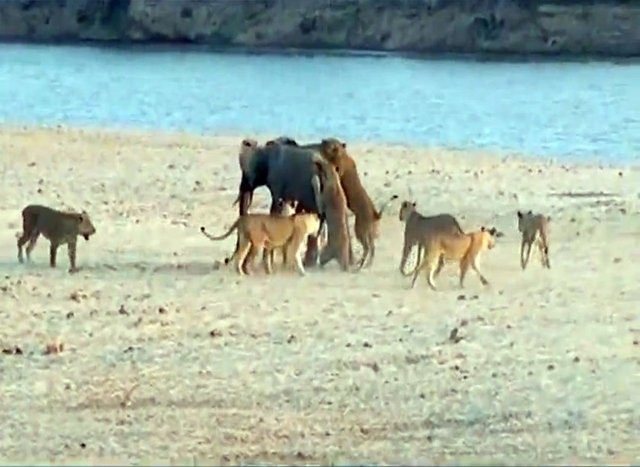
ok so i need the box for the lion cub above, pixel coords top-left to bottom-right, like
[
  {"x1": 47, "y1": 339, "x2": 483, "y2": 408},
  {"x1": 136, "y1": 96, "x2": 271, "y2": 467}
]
[
  {"x1": 517, "y1": 210, "x2": 551, "y2": 270},
  {"x1": 411, "y1": 226, "x2": 497, "y2": 290},
  {"x1": 17, "y1": 204, "x2": 97, "y2": 273},
  {"x1": 200, "y1": 210, "x2": 320, "y2": 276}
]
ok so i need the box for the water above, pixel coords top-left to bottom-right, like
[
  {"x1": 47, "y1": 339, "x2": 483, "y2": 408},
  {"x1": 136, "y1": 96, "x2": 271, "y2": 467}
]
[{"x1": 0, "y1": 43, "x2": 638, "y2": 163}]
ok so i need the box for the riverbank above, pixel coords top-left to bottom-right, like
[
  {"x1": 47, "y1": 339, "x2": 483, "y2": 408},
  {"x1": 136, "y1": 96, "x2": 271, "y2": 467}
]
[
  {"x1": 0, "y1": 1, "x2": 639, "y2": 57},
  {"x1": 6, "y1": 39, "x2": 640, "y2": 64},
  {"x1": 0, "y1": 126, "x2": 638, "y2": 464}
]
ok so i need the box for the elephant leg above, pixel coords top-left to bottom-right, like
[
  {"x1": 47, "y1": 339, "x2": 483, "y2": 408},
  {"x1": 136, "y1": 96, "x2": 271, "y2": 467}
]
[
  {"x1": 267, "y1": 184, "x2": 283, "y2": 215},
  {"x1": 238, "y1": 186, "x2": 253, "y2": 216},
  {"x1": 319, "y1": 243, "x2": 333, "y2": 267},
  {"x1": 269, "y1": 199, "x2": 279, "y2": 214},
  {"x1": 303, "y1": 235, "x2": 319, "y2": 268},
  {"x1": 238, "y1": 189, "x2": 254, "y2": 274}
]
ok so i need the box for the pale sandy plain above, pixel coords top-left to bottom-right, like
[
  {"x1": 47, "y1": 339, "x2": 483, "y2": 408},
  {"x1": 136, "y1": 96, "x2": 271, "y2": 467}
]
[{"x1": 0, "y1": 126, "x2": 639, "y2": 465}]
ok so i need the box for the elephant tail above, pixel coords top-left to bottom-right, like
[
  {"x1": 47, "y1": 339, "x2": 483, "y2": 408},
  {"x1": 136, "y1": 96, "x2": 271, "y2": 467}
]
[{"x1": 200, "y1": 218, "x2": 240, "y2": 242}]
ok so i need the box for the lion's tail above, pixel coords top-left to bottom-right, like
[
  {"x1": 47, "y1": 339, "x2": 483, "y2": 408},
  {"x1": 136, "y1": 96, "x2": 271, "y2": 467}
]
[
  {"x1": 200, "y1": 219, "x2": 240, "y2": 241},
  {"x1": 400, "y1": 245, "x2": 423, "y2": 277}
]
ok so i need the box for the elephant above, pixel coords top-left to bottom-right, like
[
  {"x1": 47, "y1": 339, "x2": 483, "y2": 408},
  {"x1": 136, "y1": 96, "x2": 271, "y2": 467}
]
[
  {"x1": 262, "y1": 135, "x2": 392, "y2": 270},
  {"x1": 234, "y1": 137, "x2": 348, "y2": 271}
]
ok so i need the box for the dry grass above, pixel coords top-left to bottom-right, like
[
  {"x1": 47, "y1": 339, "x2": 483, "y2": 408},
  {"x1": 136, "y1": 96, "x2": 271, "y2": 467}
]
[{"x1": 0, "y1": 125, "x2": 638, "y2": 465}]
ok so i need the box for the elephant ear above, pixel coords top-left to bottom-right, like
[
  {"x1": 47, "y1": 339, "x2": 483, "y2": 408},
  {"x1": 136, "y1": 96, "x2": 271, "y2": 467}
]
[
  {"x1": 239, "y1": 138, "x2": 260, "y2": 173},
  {"x1": 240, "y1": 138, "x2": 258, "y2": 151}
]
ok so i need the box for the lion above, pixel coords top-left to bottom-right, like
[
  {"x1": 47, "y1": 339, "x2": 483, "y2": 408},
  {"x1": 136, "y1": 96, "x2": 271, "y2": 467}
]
[
  {"x1": 311, "y1": 154, "x2": 351, "y2": 271},
  {"x1": 16, "y1": 204, "x2": 97, "y2": 273},
  {"x1": 269, "y1": 137, "x2": 395, "y2": 270},
  {"x1": 264, "y1": 198, "x2": 300, "y2": 270},
  {"x1": 227, "y1": 197, "x2": 298, "y2": 270},
  {"x1": 200, "y1": 210, "x2": 320, "y2": 276},
  {"x1": 280, "y1": 212, "x2": 321, "y2": 276},
  {"x1": 397, "y1": 200, "x2": 466, "y2": 277},
  {"x1": 517, "y1": 210, "x2": 551, "y2": 270},
  {"x1": 316, "y1": 138, "x2": 396, "y2": 269},
  {"x1": 411, "y1": 225, "x2": 498, "y2": 290},
  {"x1": 320, "y1": 143, "x2": 394, "y2": 267},
  {"x1": 233, "y1": 137, "x2": 330, "y2": 271}
]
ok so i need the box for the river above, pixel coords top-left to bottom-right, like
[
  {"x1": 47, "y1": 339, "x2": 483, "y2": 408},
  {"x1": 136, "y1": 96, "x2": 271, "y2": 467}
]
[{"x1": 0, "y1": 43, "x2": 638, "y2": 163}]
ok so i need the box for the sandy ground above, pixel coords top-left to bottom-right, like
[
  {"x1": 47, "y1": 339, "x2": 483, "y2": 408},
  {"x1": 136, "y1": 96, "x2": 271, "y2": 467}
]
[{"x1": 0, "y1": 125, "x2": 638, "y2": 465}]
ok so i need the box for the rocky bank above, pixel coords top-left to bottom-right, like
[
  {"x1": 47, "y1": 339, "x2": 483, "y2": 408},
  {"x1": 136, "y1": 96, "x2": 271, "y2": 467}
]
[{"x1": 1, "y1": 0, "x2": 639, "y2": 57}]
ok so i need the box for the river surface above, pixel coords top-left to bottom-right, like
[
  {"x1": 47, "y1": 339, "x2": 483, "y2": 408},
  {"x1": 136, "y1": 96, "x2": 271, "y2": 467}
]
[{"x1": 0, "y1": 43, "x2": 638, "y2": 162}]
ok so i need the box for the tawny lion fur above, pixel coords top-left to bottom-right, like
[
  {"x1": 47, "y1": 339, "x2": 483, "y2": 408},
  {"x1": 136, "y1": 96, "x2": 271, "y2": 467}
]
[
  {"x1": 200, "y1": 211, "x2": 320, "y2": 276},
  {"x1": 397, "y1": 200, "x2": 465, "y2": 277},
  {"x1": 312, "y1": 154, "x2": 351, "y2": 271},
  {"x1": 517, "y1": 210, "x2": 551, "y2": 270},
  {"x1": 411, "y1": 225, "x2": 497, "y2": 290},
  {"x1": 16, "y1": 204, "x2": 97, "y2": 273},
  {"x1": 317, "y1": 138, "x2": 396, "y2": 270}
]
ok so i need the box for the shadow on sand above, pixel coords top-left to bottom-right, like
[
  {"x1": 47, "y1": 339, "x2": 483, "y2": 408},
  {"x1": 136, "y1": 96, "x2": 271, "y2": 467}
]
[
  {"x1": 84, "y1": 260, "x2": 221, "y2": 276},
  {"x1": 3, "y1": 260, "x2": 222, "y2": 276}
]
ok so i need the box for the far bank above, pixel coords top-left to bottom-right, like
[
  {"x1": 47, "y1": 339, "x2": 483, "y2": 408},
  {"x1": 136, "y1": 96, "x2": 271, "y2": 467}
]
[{"x1": 0, "y1": 0, "x2": 639, "y2": 58}]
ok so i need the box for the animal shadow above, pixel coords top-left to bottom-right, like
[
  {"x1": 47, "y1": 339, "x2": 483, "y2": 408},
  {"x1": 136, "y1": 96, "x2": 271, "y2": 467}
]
[{"x1": 80, "y1": 260, "x2": 220, "y2": 276}]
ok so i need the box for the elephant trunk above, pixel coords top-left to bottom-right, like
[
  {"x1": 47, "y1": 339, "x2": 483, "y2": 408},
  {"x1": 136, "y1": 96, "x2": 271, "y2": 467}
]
[{"x1": 239, "y1": 191, "x2": 253, "y2": 216}]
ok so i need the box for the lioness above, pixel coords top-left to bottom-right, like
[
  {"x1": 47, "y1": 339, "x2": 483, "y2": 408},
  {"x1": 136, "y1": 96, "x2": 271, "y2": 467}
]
[
  {"x1": 411, "y1": 226, "x2": 497, "y2": 290},
  {"x1": 280, "y1": 212, "x2": 321, "y2": 275},
  {"x1": 233, "y1": 137, "x2": 328, "y2": 271},
  {"x1": 517, "y1": 210, "x2": 551, "y2": 270},
  {"x1": 17, "y1": 204, "x2": 97, "y2": 273},
  {"x1": 276, "y1": 198, "x2": 298, "y2": 217},
  {"x1": 267, "y1": 136, "x2": 393, "y2": 270},
  {"x1": 397, "y1": 200, "x2": 465, "y2": 277},
  {"x1": 265, "y1": 198, "x2": 300, "y2": 270},
  {"x1": 312, "y1": 154, "x2": 351, "y2": 271},
  {"x1": 227, "y1": 197, "x2": 296, "y2": 269},
  {"x1": 316, "y1": 139, "x2": 394, "y2": 269},
  {"x1": 200, "y1": 211, "x2": 320, "y2": 276}
]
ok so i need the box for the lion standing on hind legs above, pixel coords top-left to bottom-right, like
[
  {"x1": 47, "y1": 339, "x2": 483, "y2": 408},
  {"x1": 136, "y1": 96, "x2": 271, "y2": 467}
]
[
  {"x1": 517, "y1": 210, "x2": 551, "y2": 270},
  {"x1": 311, "y1": 154, "x2": 351, "y2": 271},
  {"x1": 275, "y1": 136, "x2": 397, "y2": 270}
]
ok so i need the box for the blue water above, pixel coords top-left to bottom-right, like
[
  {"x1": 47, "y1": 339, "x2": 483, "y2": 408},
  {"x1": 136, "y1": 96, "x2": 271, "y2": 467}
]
[{"x1": 0, "y1": 43, "x2": 638, "y2": 162}]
